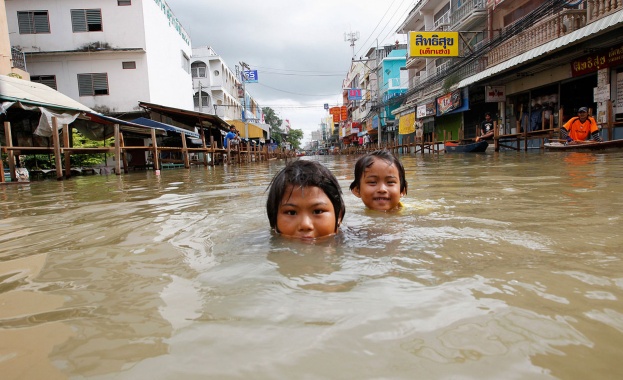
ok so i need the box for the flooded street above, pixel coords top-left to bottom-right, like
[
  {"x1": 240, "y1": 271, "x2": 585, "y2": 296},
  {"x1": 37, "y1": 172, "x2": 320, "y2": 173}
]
[{"x1": 2, "y1": 151, "x2": 623, "y2": 379}]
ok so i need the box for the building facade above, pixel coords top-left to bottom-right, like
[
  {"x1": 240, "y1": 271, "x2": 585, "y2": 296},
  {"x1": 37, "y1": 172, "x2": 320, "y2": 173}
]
[{"x1": 5, "y1": 0, "x2": 194, "y2": 115}]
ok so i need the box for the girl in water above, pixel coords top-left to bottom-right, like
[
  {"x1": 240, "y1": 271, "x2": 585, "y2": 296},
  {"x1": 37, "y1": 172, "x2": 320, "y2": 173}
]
[
  {"x1": 349, "y1": 150, "x2": 408, "y2": 212},
  {"x1": 266, "y1": 160, "x2": 345, "y2": 240}
]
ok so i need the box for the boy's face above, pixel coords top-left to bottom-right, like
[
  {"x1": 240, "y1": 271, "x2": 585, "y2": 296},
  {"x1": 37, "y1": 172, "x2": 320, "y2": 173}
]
[
  {"x1": 276, "y1": 185, "x2": 337, "y2": 240},
  {"x1": 351, "y1": 157, "x2": 404, "y2": 212}
]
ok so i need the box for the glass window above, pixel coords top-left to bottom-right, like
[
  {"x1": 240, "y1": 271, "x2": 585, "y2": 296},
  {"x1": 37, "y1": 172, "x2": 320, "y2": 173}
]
[
  {"x1": 191, "y1": 62, "x2": 207, "y2": 78},
  {"x1": 122, "y1": 61, "x2": 136, "y2": 69}
]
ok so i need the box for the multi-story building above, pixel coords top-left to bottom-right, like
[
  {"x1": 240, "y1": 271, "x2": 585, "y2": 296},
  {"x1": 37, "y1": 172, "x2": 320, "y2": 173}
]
[
  {"x1": 191, "y1": 46, "x2": 269, "y2": 142},
  {"x1": 390, "y1": 0, "x2": 623, "y2": 145},
  {"x1": 0, "y1": 0, "x2": 27, "y2": 78},
  {"x1": 5, "y1": 0, "x2": 194, "y2": 116}
]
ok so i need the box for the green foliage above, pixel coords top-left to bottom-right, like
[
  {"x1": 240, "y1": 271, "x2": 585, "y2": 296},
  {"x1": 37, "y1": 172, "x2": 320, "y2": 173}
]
[
  {"x1": 286, "y1": 129, "x2": 304, "y2": 150},
  {"x1": 262, "y1": 107, "x2": 284, "y2": 144}
]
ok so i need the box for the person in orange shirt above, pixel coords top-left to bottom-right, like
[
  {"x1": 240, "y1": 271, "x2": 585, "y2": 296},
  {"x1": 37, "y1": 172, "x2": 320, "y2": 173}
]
[{"x1": 561, "y1": 107, "x2": 602, "y2": 143}]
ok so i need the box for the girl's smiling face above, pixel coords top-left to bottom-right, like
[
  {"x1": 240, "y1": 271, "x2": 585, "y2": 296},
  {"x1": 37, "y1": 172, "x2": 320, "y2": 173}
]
[
  {"x1": 276, "y1": 185, "x2": 338, "y2": 240},
  {"x1": 351, "y1": 157, "x2": 405, "y2": 211}
]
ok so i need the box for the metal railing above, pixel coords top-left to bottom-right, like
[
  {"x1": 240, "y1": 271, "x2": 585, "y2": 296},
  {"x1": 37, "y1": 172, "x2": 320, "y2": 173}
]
[{"x1": 11, "y1": 47, "x2": 26, "y2": 71}]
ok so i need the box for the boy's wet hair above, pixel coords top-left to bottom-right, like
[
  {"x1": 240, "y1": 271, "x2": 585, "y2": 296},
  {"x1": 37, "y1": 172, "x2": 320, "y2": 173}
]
[
  {"x1": 349, "y1": 150, "x2": 408, "y2": 195},
  {"x1": 266, "y1": 160, "x2": 345, "y2": 232}
]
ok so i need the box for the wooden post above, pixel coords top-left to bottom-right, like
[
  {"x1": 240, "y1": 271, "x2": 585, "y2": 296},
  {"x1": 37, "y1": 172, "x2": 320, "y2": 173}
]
[
  {"x1": 3, "y1": 121, "x2": 14, "y2": 182},
  {"x1": 119, "y1": 133, "x2": 128, "y2": 173},
  {"x1": 494, "y1": 120, "x2": 499, "y2": 152},
  {"x1": 63, "y1": 123, "x2": 71, "y2": 178},
  {"x1": 114, "y1": 124, "x2": 121, "y2": 175},
  {"x1": 210, "y1": 136, "x2": 215, "y2": 166},
  {"x1": 151, "y1": 128, "x2": 160, "y2": 170},
  {"x1": 201, "y1": 128, "x2": 208, "y2": 167},
  {"x1": 52, "y1": 117, "x2": 63, "y2": 180},
  {"x1": 181, "y1": 133, "x2": 189, "y2": 169},
  {"x1": 607, "y1": 99, "x2": 613, "y2": 141},
  {"x1": 226, "y1": 140, "x2": 231, "y2": 164}
]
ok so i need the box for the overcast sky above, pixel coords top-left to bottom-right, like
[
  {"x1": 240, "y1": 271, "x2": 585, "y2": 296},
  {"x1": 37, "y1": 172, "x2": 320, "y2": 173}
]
[{"x1": 167, "y1": 0, "x2": 414, "y2": 144}]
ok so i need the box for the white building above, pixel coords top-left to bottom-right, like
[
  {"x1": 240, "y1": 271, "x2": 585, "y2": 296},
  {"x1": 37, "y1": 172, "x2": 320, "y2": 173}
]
[
  {"x1": 5, "y1": 0, "x2": 194, "y2": 115},
  {"x1": 191, "y1": 46, "x2": 242, "y2": 121}
]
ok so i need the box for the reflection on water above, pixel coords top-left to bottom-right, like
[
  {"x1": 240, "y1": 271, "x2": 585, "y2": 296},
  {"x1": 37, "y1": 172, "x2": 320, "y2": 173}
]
[{"x1": 1, "y1": 152, "x2": 623, "y2": 379}]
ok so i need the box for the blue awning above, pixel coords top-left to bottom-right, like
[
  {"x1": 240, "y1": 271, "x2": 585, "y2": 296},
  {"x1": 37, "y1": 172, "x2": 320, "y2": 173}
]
[{"x1": 131, "y1": 117, "x2": 200, "y2": 139}]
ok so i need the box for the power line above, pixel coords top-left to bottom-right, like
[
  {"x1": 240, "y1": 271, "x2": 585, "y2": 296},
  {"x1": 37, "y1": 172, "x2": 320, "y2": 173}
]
[{"x1": 256, "y1": 82, "x2": 341, "y2": 97}]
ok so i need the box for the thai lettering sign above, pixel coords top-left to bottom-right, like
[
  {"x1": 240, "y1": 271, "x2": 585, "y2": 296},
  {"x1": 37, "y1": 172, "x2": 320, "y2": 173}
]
[
  {"x1": 340, "y1": 105, "x2": 348, "y2": 121},
  {"x1": 572, "y1": 44, "x2": 623, "y2": 77},
  {"x1": 329, "y1": 107, "x2": 341, "y2": 121},
  {"x1": 348, "y1": 88, "x2": 363, "y2": 101},
  {"x1": 409, "y1": 31, "x2": 459, "y2": 58},
  {"x1": 399, "y1": 112, "x2": 416, "y2": 135},
  {"x1": 416, "y1": 101, "x2": 437, "y2": 118}
]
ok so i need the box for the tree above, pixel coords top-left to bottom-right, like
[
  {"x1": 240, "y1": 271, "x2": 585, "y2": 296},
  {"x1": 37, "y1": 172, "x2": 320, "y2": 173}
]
[
  {"x1": 286, "y1": 129, "x2": 304, "y2": 150},
  {"x1": 262, "y1": 107, "x2": 284, "y2": 144}
]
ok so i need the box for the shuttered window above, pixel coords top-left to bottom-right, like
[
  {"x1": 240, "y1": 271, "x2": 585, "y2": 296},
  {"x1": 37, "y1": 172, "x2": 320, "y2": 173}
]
[
  {"x1": 71, "y1": 9, "x2": 103, "y2": 32},
  {"x1": 31, "y1": 75, "x2": 58, "y2": 90},
  {"x1": 122, "y1": 61, "x2": 136, "y2": 69},
  {"x1": 77, "y1": 73, "x2": 109, "y2": 96},
  {"x1": 17, "y1": 11, "x2": 50, "y2": 34}
]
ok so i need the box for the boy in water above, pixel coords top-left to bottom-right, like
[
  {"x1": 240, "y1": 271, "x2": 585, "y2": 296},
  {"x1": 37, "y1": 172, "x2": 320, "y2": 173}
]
[
  {"x1": 266, "y1": 160, "x2": 345, "y2": 240},
  {"x1": 349, "y1": 150, "x2": 407, "y2": 212}
]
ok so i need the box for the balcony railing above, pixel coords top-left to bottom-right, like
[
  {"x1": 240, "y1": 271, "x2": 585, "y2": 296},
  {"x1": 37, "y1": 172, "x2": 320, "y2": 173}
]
[
  {"x1": 433, "y1": 11, "x2": 451, "y2": 31},
  {"x1": 451, "y1": 0, "x2": 486, "y2": 28},
  {"x1": 11, "y1": 47, "x2": 26, "y2": 71},
  {"x1": 588, "y1": 0, "x2": 623, "y2": 23},
  {"x1": 488, "y1": 9, "x2": 586, "y2": 66}
]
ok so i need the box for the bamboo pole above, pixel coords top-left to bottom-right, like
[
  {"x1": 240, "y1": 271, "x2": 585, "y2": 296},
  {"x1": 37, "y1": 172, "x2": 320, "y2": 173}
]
[
  {"x1": 52, "y1": 117, "x2": 63, "y2": 180},
  {"x1": 151, "y1": 128, "x2": 160, "y2": 170},
  {"x1": 114, "y1": 124, "x2": 121, "y2": 175},
  {"x1": 63, "y1": 123, "x2": 71, "y2": 178},
  {"x1": 3, "y1": 121, "x2": 14, "y2": 182}
]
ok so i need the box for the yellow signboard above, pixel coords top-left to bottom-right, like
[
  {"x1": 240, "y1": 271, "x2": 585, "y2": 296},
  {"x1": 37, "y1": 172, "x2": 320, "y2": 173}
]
[
  {"x1": 409, "y1": 31, "x2": 459, "y2": 57},
  {"x1": 399, "y1": 112, "x2": 416, "y2": 135}
]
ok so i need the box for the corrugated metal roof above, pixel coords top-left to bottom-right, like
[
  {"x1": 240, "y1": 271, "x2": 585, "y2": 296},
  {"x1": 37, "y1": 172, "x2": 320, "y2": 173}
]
[
  {"x1": 131, "y1": 117, "x2": 200, "y2": 139},
  {"x1": 457, "y1": 10, "x2": 623, "y2": 88}
]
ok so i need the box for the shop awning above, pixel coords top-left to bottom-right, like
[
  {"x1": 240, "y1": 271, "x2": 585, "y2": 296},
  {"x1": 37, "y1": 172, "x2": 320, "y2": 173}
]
[
  {"x1": 131, "y1": 117, "x2": 200, "y2": 139},
  {"x1": 229, "y1": 119, "x2": 270, "y2": 138},
  {"x1": 457, "y1": 10, "x2": 623, "y2": 89}
]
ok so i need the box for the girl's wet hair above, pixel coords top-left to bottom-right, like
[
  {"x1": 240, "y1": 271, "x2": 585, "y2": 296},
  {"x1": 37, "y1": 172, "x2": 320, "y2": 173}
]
[
  {"x1": 266, "y1": 160, "x2": 345, "y2": 232},
  {"x1": 349, "y1": 150, "x2": 408, "y2": 194}
]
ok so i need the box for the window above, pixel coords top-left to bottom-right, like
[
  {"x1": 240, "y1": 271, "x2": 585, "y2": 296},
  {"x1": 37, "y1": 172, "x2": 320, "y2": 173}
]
[
  {"x1": 77, "y1": 73, "x2": 109, "y2": 96},
  {"x1": 118, "y1": 0, "x2": 132, "y2": 5},
  {"x1": 191, "y1": 61, "x2": 207, "y2": 78},
  {"x1": 194, "y1": 91, "x2": 210, "y2": 109},
  {"x1": 17, "y1": 11, "x2": 50, "y2": 34},
  {"x1": 71, "y1": 9, "x2": 103, "y2": 32},
  {"x1": 181, "y1": 51, "x2": 190, "y2": 73},
  {"x1": 31, "y1": 75, "x2": 57, "y2": 90},
  {"x1": 122, "y1": 61, "x2": 136, "y2": 69}
]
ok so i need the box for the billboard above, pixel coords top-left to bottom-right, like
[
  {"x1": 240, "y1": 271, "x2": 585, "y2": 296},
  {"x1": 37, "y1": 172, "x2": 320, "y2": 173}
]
[
  {"x1": 347, "y1": 88, "x2": 363, "y2": 101},
  {"x1": 243, "y1": 70, "x2": 258, "y2": 83},
  {"x1": 409, "y1": 31, "x2": 459, "y2": 57}
]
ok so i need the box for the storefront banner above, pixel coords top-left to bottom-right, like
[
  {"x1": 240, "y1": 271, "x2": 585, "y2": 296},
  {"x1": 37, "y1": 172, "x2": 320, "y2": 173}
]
[
  {"x1": 329, "y1": 107, "x2": 341, "y2": 121},
  {"x1": 417, "y1": 101, "x2": 437, "y2": 118},
  {"x1": 341, "y1": 105, "x2": 348, "y2": 120},
  {"x1": 571, "y1": 44, "x2": 623, "y2": 77},
  {"x1": 399, "y1": 112, "x2": 416, "y2": 135},
  {"x1": 347, "y1": 89, "x2": 362, "y2": 101},
  {"x1": 409, "y1": 31, "x2": 459, "y2": 57},
  {"x1": 485, "y1": 86, "x2": 506, "y2": 102},
  {"x1": 417, "y1": 104, "x2": 427, "y2": 118},
  {"x1": 437, "y1": 89, "x2": 462, "y2": 116}
]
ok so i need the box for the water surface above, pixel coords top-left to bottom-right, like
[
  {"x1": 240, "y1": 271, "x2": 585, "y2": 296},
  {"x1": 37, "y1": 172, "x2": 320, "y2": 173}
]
[{"x1": 1, "y1": 151, "x2": 622, "y2": 379}]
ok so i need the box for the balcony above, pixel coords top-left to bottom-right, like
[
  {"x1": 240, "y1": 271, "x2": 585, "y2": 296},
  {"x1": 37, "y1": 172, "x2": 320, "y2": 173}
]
[
  {"x1": 434, "y1": 11, "x2": 451, "y2": 31},
  {"x1": 588, "y1": 0, "x2": 623, "y2": 23},
  {"x1": 451, "y1": 0, "x2": 487, "y2": 30},
  {"x1": 386, "y1": 77, "x2": 407, "y2": 90},
  {"x1": 487, "y1": 9, "x2": 586, "y2": 66}
]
